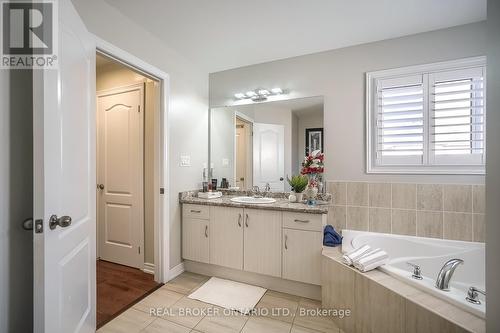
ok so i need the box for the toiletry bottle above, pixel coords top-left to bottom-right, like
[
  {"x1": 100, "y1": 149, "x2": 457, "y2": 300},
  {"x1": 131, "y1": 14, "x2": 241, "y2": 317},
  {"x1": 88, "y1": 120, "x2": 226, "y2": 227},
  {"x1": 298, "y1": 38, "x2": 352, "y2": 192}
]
[{"x1": 202, "y1": 168, "x2": 208, "y2": 192}]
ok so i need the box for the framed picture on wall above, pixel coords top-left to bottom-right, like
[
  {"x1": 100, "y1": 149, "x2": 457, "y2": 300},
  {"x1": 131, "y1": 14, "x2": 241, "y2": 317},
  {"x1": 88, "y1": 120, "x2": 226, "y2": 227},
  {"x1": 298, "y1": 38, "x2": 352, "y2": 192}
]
[{"x1": 305, "y1": 128, "x2": 323, "y2": 155}]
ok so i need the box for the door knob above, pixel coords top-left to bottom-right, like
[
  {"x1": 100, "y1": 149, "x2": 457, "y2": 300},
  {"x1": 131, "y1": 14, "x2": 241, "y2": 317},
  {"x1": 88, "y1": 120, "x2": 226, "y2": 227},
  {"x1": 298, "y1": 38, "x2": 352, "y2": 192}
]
[
  {"x1": 49, "y1": 215, "x2": 72, "y2": 230},
  {"x1": 97, "y1": 184, "x2": 105, "y2": 190},
  {"x1": 22, "y1": 218, "x2": 33, "y2": 230},
  {"x1": 279, "y1": 177, "x2": 284, "y2": 181}
]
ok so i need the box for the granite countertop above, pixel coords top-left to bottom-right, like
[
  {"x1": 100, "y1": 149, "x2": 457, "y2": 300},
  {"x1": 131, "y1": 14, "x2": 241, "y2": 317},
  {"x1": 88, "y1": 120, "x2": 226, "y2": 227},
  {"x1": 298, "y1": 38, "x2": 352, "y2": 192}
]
[{"x1": 179, "y1": 191, "x2": 331, "y2": 214}]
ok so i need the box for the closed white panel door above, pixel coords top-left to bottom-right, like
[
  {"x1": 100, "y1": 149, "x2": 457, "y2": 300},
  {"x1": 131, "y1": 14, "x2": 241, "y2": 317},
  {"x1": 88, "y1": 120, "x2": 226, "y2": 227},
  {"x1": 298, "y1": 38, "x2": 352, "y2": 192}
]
[
  {"x1": 253, "y1": 123, "x2": 284, "y2": 191},
  {"x1": 243, "y1": 209, "x2": 282, "y2": 277},
  {"x1": 97, "y1": 84, "x2": 144, "y2": 269},
  {"x1": 33, "y1": 0, "x2": 96, "y2": 332}
]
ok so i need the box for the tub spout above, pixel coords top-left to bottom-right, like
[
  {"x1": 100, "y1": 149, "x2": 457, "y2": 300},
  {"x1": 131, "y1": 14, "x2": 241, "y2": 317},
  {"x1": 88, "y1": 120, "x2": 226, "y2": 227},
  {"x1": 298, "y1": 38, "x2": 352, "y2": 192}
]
[{"x1": 435, "y1": 258, "x2": 464, "y2": 291}]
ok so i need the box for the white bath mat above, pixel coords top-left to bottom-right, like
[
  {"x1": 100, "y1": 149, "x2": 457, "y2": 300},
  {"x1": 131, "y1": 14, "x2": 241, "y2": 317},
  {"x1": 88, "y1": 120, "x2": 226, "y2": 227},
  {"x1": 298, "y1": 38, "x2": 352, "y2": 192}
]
[{"x1": 188, "y1": 277, "x2": 266, "y2": 314}]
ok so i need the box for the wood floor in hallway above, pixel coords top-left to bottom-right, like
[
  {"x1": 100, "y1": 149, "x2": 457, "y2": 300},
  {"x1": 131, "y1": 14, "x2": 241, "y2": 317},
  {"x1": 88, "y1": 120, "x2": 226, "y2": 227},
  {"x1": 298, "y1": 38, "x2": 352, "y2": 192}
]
[{"x1": 97, "y1": 260, "x2": 161, "y2": 329}]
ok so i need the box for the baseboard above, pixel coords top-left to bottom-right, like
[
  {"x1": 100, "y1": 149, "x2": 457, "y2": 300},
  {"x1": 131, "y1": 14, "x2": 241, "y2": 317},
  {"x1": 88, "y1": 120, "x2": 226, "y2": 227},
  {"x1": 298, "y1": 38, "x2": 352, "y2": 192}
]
[
  {"x1": 143, "y1": 262, "x2": 155, "y2": 275},
  {"x1": 184, "y1": 260, "x2": 321, "y2": 300},
  {"x1": 168, "y1": 262, "x2": 185, "y2": 280}
]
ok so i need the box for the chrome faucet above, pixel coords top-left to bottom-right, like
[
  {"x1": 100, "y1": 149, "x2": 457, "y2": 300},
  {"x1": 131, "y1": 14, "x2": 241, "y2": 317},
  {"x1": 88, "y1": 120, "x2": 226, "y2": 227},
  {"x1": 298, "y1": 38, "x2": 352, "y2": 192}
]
[
  {"x1": 435, "y1": 258, "x2": 464, "y2": 291},
  {"x1": 252, "y1": 186, "x2": 261, "y2": 197},
  {"x1": 466, "y1": 286, "x2": 486, "y2": 305},
  {"x1": 264, "y1": 183, "x2": 271, "y2": 193}
]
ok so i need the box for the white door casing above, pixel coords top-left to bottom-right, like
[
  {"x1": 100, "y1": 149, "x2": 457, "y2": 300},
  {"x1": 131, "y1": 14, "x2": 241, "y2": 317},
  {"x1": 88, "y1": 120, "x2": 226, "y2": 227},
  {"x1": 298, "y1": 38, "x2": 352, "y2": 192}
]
[
  {"x1": 33, "y1": 0, "x2": 96, "y2": 332},
  {"x1": 97, "y1": 84, "x2": 144, "y2": 269},
  {"x1": 253, "y1": 123, "x2": 285, "y2": 191}
]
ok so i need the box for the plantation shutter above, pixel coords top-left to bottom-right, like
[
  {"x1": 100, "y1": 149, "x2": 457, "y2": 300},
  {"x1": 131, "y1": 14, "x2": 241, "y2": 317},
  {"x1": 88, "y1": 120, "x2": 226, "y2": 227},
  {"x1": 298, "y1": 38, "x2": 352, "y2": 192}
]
[
  {"x1": 375, "y1": 75, "x2": 425, "y2": 165},
  {"x1": 429, "y1": 67, "x2": 486, "y2": 165}
]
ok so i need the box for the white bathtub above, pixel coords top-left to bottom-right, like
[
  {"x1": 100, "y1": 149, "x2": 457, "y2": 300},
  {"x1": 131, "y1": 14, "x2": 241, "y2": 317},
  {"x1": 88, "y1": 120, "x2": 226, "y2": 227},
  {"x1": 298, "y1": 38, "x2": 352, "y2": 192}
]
[{"x1": 341, "y1": 230, "x2": 485, "y2": 318}]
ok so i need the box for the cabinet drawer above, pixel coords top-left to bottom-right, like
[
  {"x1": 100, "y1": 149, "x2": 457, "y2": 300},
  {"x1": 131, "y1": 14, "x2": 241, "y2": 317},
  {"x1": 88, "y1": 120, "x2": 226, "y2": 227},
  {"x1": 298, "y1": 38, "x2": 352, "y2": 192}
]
[
  {"x1": 183, "y1": 204, "x2": 209, "y2": 220},
  {"x1": 283, "y1": 212, "x2": 323, "y2": 231}
]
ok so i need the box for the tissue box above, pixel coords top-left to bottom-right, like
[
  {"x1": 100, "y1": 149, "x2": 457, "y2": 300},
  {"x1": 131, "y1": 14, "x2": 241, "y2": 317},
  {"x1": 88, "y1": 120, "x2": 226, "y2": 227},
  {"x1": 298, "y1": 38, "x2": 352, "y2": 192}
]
[{"x1": 197, "y1": 191, "x2": 223, "y2": 199}]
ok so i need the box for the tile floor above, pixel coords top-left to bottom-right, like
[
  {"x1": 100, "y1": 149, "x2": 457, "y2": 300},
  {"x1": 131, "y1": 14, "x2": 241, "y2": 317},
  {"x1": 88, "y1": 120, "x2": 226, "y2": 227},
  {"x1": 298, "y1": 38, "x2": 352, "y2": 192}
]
[{"x1": 98, "y1": 272, "x2": 341, "y2": 333}]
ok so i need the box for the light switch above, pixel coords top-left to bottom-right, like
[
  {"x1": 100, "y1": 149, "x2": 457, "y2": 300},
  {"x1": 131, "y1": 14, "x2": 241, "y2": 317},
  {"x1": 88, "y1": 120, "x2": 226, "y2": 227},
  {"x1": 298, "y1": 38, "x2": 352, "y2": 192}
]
[
  {"x1": 222, "y1": 158, "x2": 229, "y2": 167},
  {"x1": 180, "y1": 155, "x2": 191, "y2": 167}
]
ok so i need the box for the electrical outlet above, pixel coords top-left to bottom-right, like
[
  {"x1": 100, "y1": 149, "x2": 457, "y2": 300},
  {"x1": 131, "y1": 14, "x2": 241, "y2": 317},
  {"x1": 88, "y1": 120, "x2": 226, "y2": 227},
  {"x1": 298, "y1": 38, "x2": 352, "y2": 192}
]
[{"x1": 180, "y1": 155, "x2": 191, "y2": 167}]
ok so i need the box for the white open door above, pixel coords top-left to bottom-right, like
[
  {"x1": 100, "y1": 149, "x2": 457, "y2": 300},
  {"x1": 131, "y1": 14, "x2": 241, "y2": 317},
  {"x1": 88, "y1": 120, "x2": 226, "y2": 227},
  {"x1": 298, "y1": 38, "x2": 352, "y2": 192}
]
[
  {"x1": 33, "y1": 0, "x2": 96, "y2": 332},
  {"x1": 253, "y1": 123, "x2": 285, "y2": 191}
]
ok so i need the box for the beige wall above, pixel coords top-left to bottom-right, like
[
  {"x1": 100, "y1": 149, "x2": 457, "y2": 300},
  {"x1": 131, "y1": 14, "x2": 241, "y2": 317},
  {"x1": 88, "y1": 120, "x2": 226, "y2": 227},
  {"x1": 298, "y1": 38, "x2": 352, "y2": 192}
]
[
  {"x1": 0, "y1": 70, "x2": 33, "y2": 332},
  {"x1": 296, "y1": 110, "x2": 323, "y2": 170},
  {"x1": 486, "y1": 0, "x2": 500, "y2": 330},
  {"x1": 209, "y1": 22, "x2": 487, "y2": 185},
  {"x1": 73, "y1": 0, "x2": 209, "y2": 270},
  {"x1": 96, "y1": 61, "x2": 157, "y2": 266}
]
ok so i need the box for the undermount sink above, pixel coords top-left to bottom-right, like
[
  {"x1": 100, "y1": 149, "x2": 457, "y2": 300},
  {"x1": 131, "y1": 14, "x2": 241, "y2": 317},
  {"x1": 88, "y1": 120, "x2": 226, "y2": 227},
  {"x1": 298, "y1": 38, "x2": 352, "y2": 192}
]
[{"x1": 230, "y1": 196, "x2": 276, "y2": 204}]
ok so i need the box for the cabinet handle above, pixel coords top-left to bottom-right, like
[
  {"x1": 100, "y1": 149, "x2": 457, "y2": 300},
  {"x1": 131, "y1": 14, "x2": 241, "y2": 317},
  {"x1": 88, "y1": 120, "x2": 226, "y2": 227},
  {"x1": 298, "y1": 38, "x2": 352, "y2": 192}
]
[
  {"x1": 191, "y1": 209, "x2": 201, "y2": 213},
  {"x1": 205, "y1": 225, "x2": 208, "y2": 238},
  {"x1": 284, "y1": 234, "x2": 288, "y2": 250},
  {"x1": 294, "y1": 219, "x2": 310, "y2": 223},
  {"x1": 245, "y1": 214, "x2": 249, "y2": 227},
  {"x1": 238, "y1": 213, "x2": 242, "y2": 227}
]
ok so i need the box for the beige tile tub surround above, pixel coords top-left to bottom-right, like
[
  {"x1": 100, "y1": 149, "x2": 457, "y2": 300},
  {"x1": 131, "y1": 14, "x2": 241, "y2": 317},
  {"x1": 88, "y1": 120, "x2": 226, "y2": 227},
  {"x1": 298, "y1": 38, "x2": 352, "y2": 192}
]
[
  {"x1": 416, "y1": 211, "x2": 443, "y2": 239},
  {"x1": 417, "y1": 184, "x2": 443, "y2": 211},
  {"x1": 322, "y1": 247, "x2": 485, "y2": 333},
  {"x1": 326, "y1": 181, "x2": 485, "y2": 242},
  {"x1": 346, "y1": 182, "x2": 368, "y2": 206}
]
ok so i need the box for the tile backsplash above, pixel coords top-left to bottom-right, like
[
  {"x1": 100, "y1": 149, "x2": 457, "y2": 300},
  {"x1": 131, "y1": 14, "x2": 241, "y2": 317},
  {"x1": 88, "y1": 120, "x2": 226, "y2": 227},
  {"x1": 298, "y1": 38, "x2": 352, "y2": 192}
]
[{"x1": 326, "y1": 181, "x2": 485, "y2": 242}]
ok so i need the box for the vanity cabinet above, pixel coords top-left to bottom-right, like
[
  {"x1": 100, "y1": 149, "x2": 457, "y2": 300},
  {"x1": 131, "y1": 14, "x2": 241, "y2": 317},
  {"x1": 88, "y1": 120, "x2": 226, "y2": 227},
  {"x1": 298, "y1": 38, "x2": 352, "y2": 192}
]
[
  {"x1": 182, "y1": 203, "x2": 325, "y2": 286},
  {"x1": 182, "y1": 204, "x2": 209, "y2": 263},
  {"x1": 243, "y1": 208, "x2": 282, "y2": 277},
  {"x1": 282, "y1": 228, "x2": 322, "y2": 285},
  {"x1": 209, "y1": 206, "x2": 244, "y2": 270}
]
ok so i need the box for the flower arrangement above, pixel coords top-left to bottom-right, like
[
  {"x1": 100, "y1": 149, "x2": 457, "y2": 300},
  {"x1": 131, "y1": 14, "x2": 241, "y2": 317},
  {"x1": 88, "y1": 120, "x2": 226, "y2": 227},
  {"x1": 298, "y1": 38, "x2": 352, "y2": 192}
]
[
  {"x1": 300, "y1": 150, "x2": 324, "y2": 206},
  {"x1": 301, "y1": 150, "x2": 324, "y2": 176}
]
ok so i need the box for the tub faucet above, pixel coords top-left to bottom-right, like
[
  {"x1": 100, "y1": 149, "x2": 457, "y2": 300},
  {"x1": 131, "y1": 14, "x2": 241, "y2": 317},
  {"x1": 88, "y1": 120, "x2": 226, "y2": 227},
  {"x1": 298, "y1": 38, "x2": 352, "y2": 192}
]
[{"x1": 435, "y1": 258, "x2": 464, "y2": 291}]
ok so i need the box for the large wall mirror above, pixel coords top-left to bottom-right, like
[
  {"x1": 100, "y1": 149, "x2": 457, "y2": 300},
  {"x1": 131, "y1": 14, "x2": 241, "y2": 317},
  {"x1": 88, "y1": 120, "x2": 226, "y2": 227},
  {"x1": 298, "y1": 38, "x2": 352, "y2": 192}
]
[{"x1": 210, "y1": 96, "x2": 324, "y2": 191}]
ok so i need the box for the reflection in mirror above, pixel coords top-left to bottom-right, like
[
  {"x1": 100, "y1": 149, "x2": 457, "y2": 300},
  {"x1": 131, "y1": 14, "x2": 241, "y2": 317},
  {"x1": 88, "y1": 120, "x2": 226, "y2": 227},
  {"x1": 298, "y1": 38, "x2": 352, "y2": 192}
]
[{"x1": 210, "y1": 96, "x2": 324, "y2": 192}]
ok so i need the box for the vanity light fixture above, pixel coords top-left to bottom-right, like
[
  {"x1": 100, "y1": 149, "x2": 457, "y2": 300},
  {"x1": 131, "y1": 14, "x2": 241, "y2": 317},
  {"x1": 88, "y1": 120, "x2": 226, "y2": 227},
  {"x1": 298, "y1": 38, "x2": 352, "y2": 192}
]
[{"x1": 234, "y1": 87, "x2": 285, "y2": 101}]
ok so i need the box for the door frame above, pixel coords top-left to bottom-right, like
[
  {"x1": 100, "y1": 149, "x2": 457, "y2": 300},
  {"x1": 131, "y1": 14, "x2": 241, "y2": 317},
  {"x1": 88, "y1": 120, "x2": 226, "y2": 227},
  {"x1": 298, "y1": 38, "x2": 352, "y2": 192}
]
[
  {"x1": 234, "y1": 113, "x2": 253, "y2": 190},
  {"x1": 94, "y1": 35, "x2": 170, "y2": 283}
]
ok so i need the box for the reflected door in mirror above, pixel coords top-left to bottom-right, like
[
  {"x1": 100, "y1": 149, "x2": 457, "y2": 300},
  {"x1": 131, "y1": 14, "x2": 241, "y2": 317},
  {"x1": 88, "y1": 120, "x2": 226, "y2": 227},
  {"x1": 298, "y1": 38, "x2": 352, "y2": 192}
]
[{"x1": 253, "y1": 123, "x2": 285, "y2": 191}]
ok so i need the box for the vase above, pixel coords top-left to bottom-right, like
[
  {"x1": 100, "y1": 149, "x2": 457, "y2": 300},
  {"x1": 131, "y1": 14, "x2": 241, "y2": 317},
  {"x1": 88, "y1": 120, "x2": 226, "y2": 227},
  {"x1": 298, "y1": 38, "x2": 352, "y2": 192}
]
[
  {"x1": 306, "y1": 173, "x2": 319, "y2": 206},
  {"x1": 296, "y1": 192, "x2": 304, "y2": 202}
]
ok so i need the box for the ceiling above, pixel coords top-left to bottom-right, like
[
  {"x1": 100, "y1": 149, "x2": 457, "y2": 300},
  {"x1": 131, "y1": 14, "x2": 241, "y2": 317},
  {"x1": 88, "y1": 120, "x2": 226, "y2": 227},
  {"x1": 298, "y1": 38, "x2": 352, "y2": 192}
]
[{"x1": 103, "y1": 0, "x2": 486, "y2": 73}]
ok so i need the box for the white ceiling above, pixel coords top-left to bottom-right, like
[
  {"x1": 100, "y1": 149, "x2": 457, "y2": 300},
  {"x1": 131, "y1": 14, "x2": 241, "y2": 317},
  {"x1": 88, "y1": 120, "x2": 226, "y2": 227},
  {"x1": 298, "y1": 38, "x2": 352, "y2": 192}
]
[{"x1": 103, "y1": 0, "x2": 486, "y2": 73}]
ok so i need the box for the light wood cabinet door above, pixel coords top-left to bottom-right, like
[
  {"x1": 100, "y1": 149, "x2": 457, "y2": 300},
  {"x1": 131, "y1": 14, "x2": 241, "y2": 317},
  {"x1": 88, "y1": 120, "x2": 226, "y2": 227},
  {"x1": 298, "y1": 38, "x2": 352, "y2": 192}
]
[
  {"x1": 243, "y1": 209, "x2": 282, "y2": 277},
  {"x1": 182, "y1": 218, "x2": 209, "y2": 263},
  {"x1": 283, "y1": 228, "x2": 322, "y2": 285},
  {"x1": 210, "y1": 206, "x2": 244, "y2": 270}
]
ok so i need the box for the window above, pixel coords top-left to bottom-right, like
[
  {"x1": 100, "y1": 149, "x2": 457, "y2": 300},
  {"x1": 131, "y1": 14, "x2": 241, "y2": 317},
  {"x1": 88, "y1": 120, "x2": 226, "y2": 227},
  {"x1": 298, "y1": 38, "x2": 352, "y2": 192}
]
[{"x1": 366, "y1": 57, "x2": 486, "y2": 174}]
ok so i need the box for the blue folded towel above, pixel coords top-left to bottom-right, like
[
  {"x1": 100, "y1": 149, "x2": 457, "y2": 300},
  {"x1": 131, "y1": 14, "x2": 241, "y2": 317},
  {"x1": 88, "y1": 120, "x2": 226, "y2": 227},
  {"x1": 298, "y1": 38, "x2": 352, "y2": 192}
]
[{"x1": 323, "y1": 225, "x2": 343, "y2": 247}]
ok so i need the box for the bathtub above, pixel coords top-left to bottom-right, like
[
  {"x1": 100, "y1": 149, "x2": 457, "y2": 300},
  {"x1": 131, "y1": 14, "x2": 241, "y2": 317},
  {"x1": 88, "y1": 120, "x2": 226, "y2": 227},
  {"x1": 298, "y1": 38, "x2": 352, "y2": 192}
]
[{"x1": 341, "y1": 230, "x2": 485, "y2": 318}]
